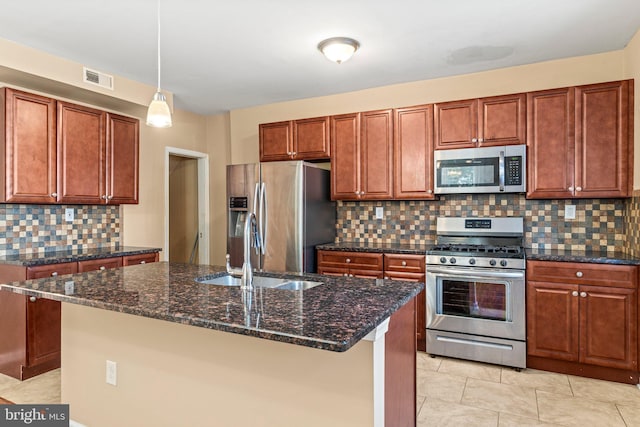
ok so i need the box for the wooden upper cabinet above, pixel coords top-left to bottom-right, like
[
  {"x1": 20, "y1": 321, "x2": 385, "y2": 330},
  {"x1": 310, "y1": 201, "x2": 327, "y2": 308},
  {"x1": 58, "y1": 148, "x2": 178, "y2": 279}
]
[
  {"x1": 361, "y1": 109, "x2": 393, "y2": 200},
  {"x1": 435, "y1": 94, "x2": 525, "y2": 150},
  {"x1": 293, "y1": 116, "x2": 330, "y2": 160},
  {"x1": 478, "y1": 93, "x2": 526, "y2": 146},
  {"x1": 527, "y1": 80, "x2": 632, "y2": 199},
  {"x1": 330, "y1": 113, "x2": 360, "y2": 200},
  {"x1": 527, "y1": 88, "x2": 575, "y2": 199},
  {"x1": 434, "y1": 99, "x2": 477, "y2": 149},
  {"x1": 259, "y1": 117, "x2": 330, "y2": 162},
  {"x1": 57, "y1": 101, "x2": 106, "y2": 204},
  {"x1": 107, "y1": 113, "x2": 139, "y2": 204},
  {"x1": 575, "y1": 80, "x2": 631, "y2": 198},
  {"x1": 394, "y1": 105, "x2": 434, "y2": 199},
  {"x1": 0, "y1": 88, "x2": 57, "y2": 203},
  {"x1": 259, "y1": 121, "x2": 292, "y2": 162}
]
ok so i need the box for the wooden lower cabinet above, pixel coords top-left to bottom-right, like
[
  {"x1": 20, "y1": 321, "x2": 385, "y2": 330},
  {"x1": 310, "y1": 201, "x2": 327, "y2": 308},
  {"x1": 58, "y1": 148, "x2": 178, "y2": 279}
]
[
  {"x1": 527, "y1": 260, "x2": 638, "y2": 384},
  {"x1": 317, "y1": 250, "x2": 383, "y2": 278},
  {"x1": 383, "y1": 254, "x2": 426, "y2": 352},
  {"x1": 0, "y1": 252, "x2": 158, "y2": 380},
  {"x1": 318, "y1": 250, "x2": 427, "y2": 352}
]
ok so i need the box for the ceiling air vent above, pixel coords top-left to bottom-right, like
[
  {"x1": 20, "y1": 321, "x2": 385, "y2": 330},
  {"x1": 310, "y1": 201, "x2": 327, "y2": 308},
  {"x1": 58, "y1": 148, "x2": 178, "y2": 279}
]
[{"x1": 82, "y1": 67, "x2": 114, "y2": 90}]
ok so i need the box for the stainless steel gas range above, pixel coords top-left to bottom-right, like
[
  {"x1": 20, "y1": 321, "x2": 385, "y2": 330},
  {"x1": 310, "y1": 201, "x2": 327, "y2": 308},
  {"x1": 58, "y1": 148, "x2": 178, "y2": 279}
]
[{"x1": 426, "y1": 217, "x2": 526, "y2": 369}]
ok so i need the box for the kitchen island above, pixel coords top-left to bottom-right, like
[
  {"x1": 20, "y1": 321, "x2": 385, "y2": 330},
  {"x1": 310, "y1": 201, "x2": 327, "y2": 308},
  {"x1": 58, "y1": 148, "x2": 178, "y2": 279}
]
[{"x1": 0, "y1": 262, "x2": 422, "y2": 427}]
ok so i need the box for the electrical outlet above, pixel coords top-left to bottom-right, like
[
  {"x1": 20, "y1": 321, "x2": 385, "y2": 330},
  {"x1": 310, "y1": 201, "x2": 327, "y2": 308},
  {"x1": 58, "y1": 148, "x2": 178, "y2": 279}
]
[
  {"x1": 565, "y1": 205, "x2": 576, "y2": 220},
  {"x1": 65, "y1": 208, "x2": 74, "y2": 222},
  {"x1": 64, "y1": 281, "x2": 75, "y2": 295},
  {"x1": 375, "y1": 207, "x2": 384, "y2": 219},
  {"x1": 106, "y1": 360, "x2": 117, "y2": 386}
]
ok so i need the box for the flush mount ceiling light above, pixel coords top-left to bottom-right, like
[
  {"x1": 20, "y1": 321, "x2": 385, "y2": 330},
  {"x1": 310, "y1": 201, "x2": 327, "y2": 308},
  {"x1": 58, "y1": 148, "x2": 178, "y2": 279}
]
[
  {"x1": 146, "y1": 0, "x2": 172, "y2": 128},
  {"x1": 317, "y1": 37, "x2": 360, "y2": 64}
]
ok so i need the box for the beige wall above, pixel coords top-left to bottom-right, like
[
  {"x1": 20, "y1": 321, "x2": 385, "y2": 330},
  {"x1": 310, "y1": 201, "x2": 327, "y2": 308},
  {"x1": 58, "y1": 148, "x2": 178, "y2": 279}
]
[
  {"x1": 62, "y1": 302, "x2": 375, "y2": 427},
  {"x1": 229, "y1": 51, "x2": 625, "y2": 165},
  {"x1": 624, "y1": 29, "x2": 640, "y2": 189}
]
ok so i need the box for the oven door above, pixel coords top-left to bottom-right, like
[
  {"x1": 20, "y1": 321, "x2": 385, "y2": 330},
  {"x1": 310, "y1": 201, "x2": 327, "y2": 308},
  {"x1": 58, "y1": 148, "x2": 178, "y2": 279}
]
[{"x1": 426, "y1": 266, "x2": 525, "y2": 340}]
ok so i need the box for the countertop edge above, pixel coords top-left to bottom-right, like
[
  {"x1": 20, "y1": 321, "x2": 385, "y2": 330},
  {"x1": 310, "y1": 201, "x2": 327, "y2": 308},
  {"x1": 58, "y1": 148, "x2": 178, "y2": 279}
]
[{"x1": 0, "y1": 247, "x2": 162, "y2": 266}]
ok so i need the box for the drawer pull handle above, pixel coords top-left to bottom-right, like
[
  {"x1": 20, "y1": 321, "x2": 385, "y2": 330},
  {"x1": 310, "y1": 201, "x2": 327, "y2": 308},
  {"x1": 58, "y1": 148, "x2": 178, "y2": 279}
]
[
  {"x1": 346, "y1": 258, "x2": 351, "y2": 263},
  {"x1": 401, "y1": 261, "x2": 407, "y2": 266},
  {"x1": 576, "y1": 271, "x2": 583, "y2": 278},
  {"x1": 140, "y1": 261, "x2": 146, "y2": 264},
  {"x1": 100, "y1": 266, "x2": 106, "y2": 271},
  {"x1": 51, "y1": 272, "x2": 58, "y2": 277},
  {"x1": 572, "y1": 291, "x2": 579, "y2": 297},
  {"x1": 580, "y1": 292, "x2": 587, "y2": 298},
  {"x1": 29, "y1": 296, "x2": 36, "y2": 302}
]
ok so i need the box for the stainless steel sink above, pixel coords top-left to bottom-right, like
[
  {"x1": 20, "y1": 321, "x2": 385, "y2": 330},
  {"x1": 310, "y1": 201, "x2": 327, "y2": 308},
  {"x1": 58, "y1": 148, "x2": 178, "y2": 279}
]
[
  {"x1": 274, "y1": 281, "x2": 323, "y2": 291},
  {"x1": 195, "y1": 274, "x2": 323, "y2": 290}
]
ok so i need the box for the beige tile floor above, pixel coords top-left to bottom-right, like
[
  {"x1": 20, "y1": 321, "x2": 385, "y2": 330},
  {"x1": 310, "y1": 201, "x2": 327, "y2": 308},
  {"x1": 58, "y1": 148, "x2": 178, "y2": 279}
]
[
  {"x1": 417, "y1": 352, "x2": 640, "y2": 427},
  {"x1": 2, "y1": 357, "x2": 640, "y2": 426}
]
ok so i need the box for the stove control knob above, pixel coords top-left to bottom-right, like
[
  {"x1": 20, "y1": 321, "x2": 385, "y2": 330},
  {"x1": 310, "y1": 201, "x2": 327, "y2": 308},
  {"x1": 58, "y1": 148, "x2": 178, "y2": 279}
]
[
  {"x1": 468, "y1": 258, "x2": 476, "y2": 265},
  {"x1": 500, "y1": 260, "x2": 508, "y2": 267},
  {"x1": 489, "y1": 259, "x2": 497, "y2": 266},
  {"x1": 449, "y1": 257, "x2": 457, "y2": 264},
  {"x1": 439, "y1": 257, "x2": 447, "y2": 264}
]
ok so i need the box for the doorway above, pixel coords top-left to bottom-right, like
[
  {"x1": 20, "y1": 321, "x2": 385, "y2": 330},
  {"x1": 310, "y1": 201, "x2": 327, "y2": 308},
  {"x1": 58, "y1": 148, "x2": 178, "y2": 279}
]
[{"x1": 164, "y1": 147, "x2": 210, "y2": 264}]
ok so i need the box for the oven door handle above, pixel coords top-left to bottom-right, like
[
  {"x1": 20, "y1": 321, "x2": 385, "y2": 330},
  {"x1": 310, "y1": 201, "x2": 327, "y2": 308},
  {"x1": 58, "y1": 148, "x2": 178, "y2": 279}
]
[{"x1": 427, "y1": 266, "x2": 524, "y2": 280}]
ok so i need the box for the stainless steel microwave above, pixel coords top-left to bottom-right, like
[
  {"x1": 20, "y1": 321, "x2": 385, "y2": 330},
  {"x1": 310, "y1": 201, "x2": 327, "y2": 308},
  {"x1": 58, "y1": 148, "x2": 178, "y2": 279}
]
[{"x1": 434, "y1": 144, "x2": 526, "y2": 194}]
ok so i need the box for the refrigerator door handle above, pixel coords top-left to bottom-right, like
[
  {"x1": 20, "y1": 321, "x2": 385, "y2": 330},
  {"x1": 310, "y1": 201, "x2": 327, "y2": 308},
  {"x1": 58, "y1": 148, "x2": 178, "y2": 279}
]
[
  {"x1": 260, "y1": 182, "x2": 267, "y2": 255},
  {"x1": 253, "y1": 183, "x2": 260, "y2": 215}
]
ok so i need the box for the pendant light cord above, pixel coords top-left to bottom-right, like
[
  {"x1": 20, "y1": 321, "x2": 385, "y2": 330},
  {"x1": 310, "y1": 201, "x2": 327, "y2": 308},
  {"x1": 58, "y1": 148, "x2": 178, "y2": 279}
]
[{"x1": 156, "y1": 0, "x2": 162, "y2": 92}]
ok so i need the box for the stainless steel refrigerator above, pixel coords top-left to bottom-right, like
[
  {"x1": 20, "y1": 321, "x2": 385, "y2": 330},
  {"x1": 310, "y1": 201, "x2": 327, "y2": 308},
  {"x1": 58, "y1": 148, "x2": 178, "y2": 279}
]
[{"x1": 226, "y1": 161, "x2": 336, "y2": 273}]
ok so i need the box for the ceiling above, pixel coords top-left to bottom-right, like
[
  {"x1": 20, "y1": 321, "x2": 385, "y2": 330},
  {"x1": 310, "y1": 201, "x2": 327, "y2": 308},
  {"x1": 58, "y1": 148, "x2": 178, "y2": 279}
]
[{"x1": 0, "y1": 0, "x2": 639, "y2": 115}]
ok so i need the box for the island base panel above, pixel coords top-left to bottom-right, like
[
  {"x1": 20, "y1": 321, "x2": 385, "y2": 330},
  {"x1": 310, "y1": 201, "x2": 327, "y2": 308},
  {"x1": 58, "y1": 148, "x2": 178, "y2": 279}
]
[{"x1": 61, "y1": 303, "x2": 380, "y2": 427}]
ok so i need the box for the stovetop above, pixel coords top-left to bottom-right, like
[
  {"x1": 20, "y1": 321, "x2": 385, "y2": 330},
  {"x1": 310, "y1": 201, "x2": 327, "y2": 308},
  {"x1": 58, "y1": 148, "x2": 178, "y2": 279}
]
[{"x1": 427, "y1": 244, "x2": 524, "y2": 258}]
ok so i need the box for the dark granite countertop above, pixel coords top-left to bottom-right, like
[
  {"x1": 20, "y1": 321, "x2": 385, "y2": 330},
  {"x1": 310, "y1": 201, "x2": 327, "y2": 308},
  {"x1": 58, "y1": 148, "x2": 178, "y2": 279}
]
[
  {"x1": 317, "y1": 242, "x2": 431, "y2": 255},
  {"x1": 0, "y1": 246, "x2": 162, "y2": 266},
  {"x1": 525, "y1": 248, "x2": 640, "y2": 266},
  {"x1": 0, "y1": 262, "x2": 423, "y2": 352}
]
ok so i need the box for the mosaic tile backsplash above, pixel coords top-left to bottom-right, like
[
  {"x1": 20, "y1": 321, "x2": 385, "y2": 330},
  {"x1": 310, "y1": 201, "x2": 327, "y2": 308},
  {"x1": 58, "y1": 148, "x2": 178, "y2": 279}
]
[
  {"x1": 0, "y1": 204, "x2": 120, "y2": 256},
  {"x1": 336, "y1": 194, "x2": 628, "y2": 252}
]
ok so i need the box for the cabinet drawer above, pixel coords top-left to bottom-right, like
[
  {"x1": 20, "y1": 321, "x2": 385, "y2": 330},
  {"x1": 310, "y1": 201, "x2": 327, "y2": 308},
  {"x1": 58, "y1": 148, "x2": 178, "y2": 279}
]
[
  {"x1": 384, "y1": 254, "x2": 425, "y2": 274},
  {"x1": 26, "y1": 262, "x2": 77, "y2": 279},
  {"x1": 78, "y1": 256, "x2": 123, "y2": 272},
  {"x1": 123, "y1": 252, "x2": 159, "y2": 266},
  {"x1": 527, "y1": 260, "x2": 637, "y2": 289},
  {"x1": 318, "y1": 250, "x2": 383, "y2": 271}
]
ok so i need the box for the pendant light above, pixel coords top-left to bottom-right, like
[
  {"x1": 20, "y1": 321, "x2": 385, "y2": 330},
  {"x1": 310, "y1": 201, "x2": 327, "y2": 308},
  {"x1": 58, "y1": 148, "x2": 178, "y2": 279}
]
[
  {"x1": 317, "y1": 37, "x2": 360, "y2": 64},
  {"x1": 146, "y1": 0, "x2": 172, "y2": 128}
]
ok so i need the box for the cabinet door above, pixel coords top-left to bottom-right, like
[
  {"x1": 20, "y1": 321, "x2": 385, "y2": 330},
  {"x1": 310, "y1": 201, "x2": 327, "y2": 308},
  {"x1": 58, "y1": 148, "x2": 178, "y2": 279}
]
[
  {"x1": 259, "y1": 121, "x2": 292, "y2": 162},
  {"x1": 526, "y1": 88, "x2": 575, "y2": 199},
  {"x1": 360, "y1": 109, "x2": 393, "y2": 200},
  {"x1": 394, "y1": 105, "x2": 434, "y2": 199},
  {"x1": 26, "y1": 262, "x2": 78, "y2": 279},
  {"x1": 434, "y1": 99, "x2": 477, "y2": 149},
  {"x1": 26, "y1": 297, "x2": 60, "y2": 367},
  {"x1": 478, "y1": 93, "x2": 526, "y2": 147},
  {"x1": 385, "y1": 270, "x2": 427, "y2": 353},
  {"x1": 123, "y1": 252, "x2": 159, "y2": 266},
  {"x1": 77, "y1": 256, "x2": 123, "y2": 272},
  {"x1": 330, "y1": 113, "x2": 360, "y2": 200},
  {"x1": 0, "y1": 88, "x2": 57, "y2": 203},
  {"x1": 575, "y1": 80, "x2": 631, "y2": 198},
  {"x1": 107, "y1": 113, "x2": 139, "y2": 204},
  {"x1": 526, "y1": 281, "x2": 579, "y2": 361},
  {"x1": 57, "y1": 102, "x2": 106, "y2": 204},
  {"x1": 293, "y1": 116, "x2": 330, "y2": 160},
  {"x1": 579, "y1": 285, "x2": 637, "y2": 370}
]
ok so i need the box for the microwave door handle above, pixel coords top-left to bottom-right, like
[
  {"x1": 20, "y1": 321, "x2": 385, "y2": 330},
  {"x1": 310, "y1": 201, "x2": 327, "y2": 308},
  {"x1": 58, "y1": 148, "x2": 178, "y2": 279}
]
[
  {"x1": 259, "y1": 182, "x2": 267, "y2": 255},
  {"x1": 499, "y1": 150, "x2": 505, "y2": 191}
]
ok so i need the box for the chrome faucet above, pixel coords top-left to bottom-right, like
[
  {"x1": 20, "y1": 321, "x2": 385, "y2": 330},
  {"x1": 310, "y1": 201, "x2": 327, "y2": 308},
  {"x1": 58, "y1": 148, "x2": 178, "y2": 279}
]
[{"x1": 226, "y1": 212, "x2": 261, "y2": 290}]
